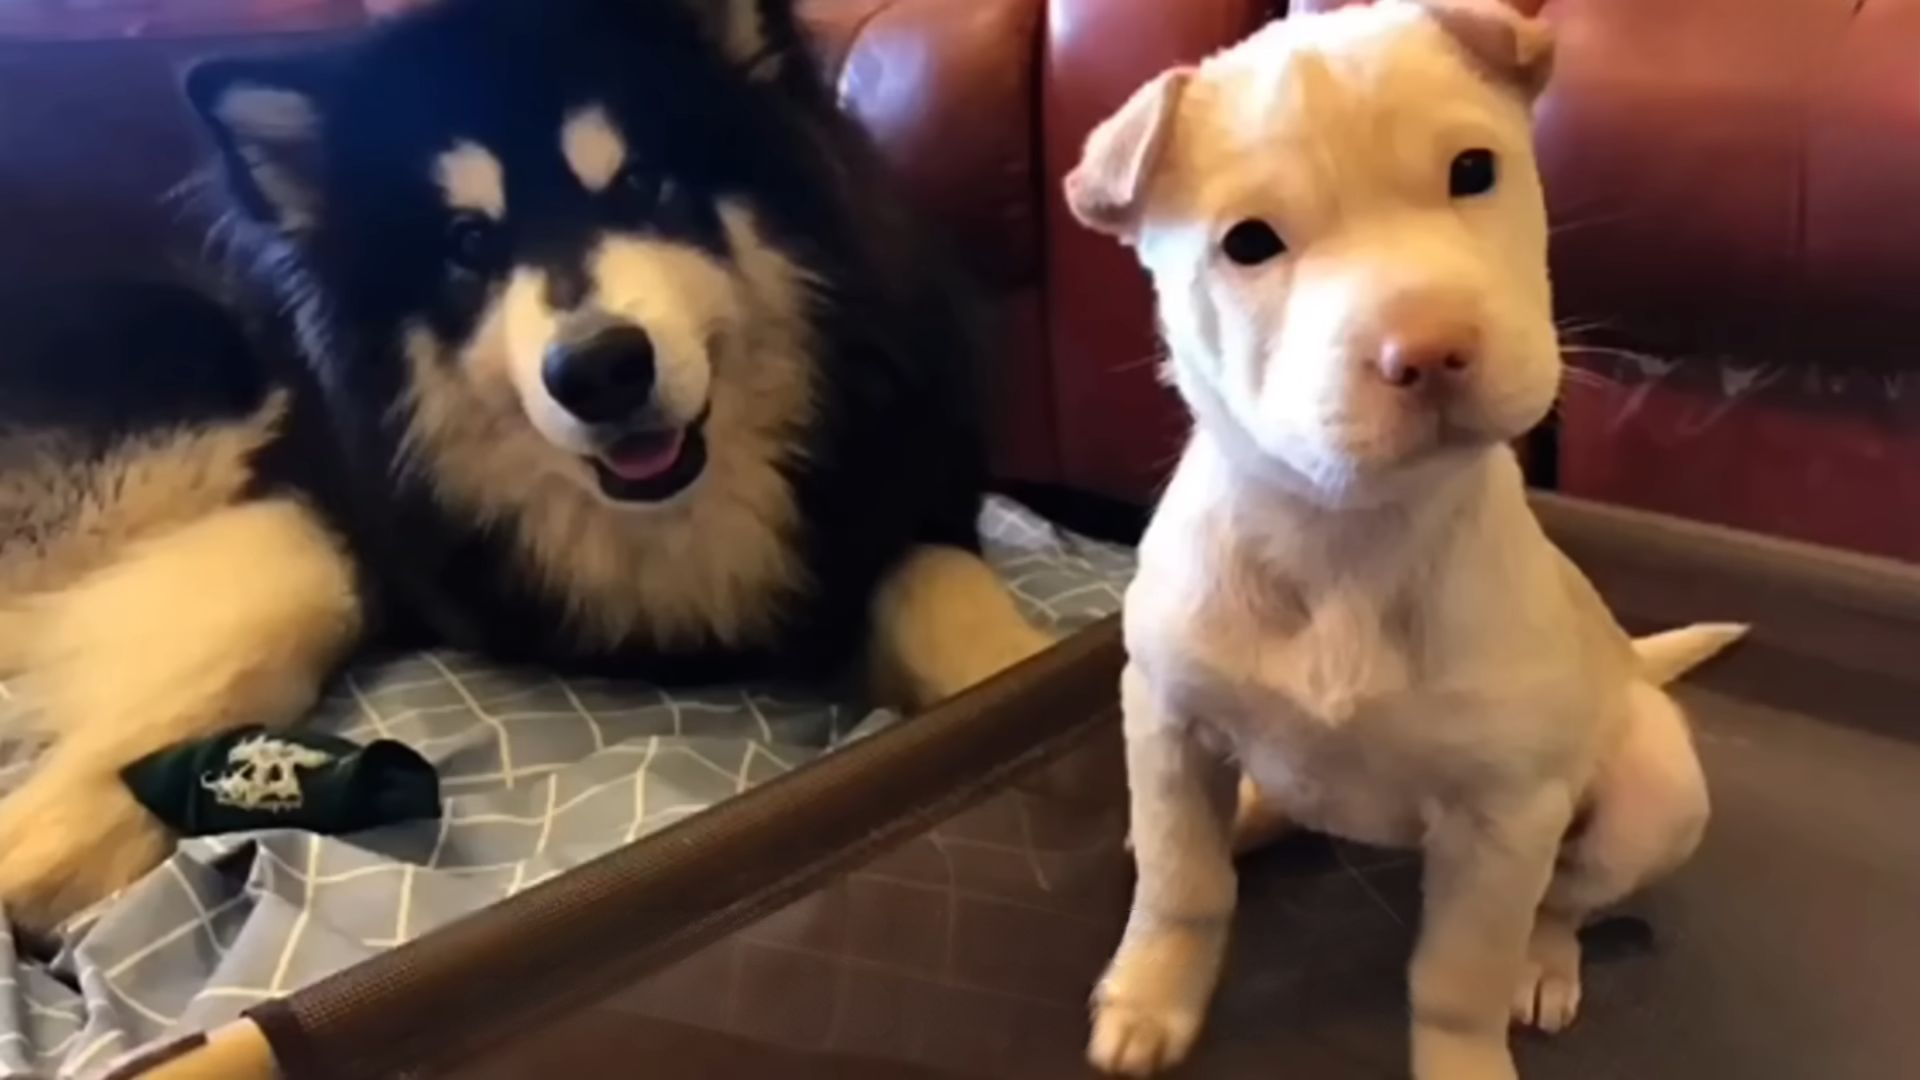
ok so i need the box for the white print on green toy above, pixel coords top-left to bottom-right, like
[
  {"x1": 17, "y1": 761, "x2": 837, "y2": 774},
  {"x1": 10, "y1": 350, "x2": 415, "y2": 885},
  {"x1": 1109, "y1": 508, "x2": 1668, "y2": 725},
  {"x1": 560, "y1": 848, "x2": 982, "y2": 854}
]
[{"x1": 200, "y1": 735, "x2": 335, "y2": 813}]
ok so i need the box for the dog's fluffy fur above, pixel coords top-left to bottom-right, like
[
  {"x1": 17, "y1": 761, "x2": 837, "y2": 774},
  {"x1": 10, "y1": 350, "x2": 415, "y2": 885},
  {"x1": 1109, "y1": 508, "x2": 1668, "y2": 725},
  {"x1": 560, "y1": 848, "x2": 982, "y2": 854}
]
[
  {"x1": 0, "y1": 0, "x2": 1050, "y2": 933},
  {"x1": 1067, "y1": 3, "x2": 1741, "y2": 1077}
]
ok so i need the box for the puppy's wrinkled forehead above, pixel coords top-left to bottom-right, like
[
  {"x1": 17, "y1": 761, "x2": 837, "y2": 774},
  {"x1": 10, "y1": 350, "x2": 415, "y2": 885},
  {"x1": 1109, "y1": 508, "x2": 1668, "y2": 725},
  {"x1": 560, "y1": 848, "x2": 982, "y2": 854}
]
[{"x1": 1166, "y1": 9, "x2": 1535, "y2": 209}]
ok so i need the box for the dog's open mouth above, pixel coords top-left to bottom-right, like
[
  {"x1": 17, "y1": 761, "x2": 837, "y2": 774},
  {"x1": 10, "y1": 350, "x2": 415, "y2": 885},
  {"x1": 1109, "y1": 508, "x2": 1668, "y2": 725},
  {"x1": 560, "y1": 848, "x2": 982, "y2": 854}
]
[{"x1": 587, "y1": 414, "x2": 709, "y2": 504}]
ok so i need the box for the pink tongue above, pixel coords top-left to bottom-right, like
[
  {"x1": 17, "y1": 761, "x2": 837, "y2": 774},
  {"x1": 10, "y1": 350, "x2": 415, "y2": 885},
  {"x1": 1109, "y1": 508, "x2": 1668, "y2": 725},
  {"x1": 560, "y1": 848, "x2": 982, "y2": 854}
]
[{"x1": 603, "y1": 430, "x2": 685, "y2": 481}]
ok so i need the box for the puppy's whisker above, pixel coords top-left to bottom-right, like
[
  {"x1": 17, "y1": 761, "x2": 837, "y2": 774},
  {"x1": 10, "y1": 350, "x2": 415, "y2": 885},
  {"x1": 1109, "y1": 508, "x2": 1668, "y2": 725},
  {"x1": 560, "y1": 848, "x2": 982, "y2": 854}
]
[
  {"x1": 1553, "y1": 318, "x2": 1615, "y2": 341},
  {"x1": 1547, "y1": 198, "x2": 1641, "y2": 236},
  {"x1": 1558, "y1": 367, "x2": 1609, "y2": 390},
  {"x1": 1563, "y1": 345, "x2": 1679, "y2": 372},
  {"x1": 1111, "y1": 351, "x2": 1171, "y2": 376},
  {"x1": 1549, "y1": 212, "x2": 1639, "y2": 237}
]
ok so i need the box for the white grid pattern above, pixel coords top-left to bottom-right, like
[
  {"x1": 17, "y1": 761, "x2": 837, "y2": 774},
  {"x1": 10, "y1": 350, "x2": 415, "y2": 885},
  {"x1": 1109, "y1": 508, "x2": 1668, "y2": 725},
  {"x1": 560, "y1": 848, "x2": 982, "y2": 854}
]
[{"x1": 0, "y1": 499, "x2": 1134, "y2": 1078}]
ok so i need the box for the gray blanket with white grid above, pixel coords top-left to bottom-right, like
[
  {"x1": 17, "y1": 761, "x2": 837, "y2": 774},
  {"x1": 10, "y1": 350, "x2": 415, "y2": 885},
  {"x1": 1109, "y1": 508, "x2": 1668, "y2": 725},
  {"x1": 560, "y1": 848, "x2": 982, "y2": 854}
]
[{"x1": 0, "y1": 498, "x2": 1134, "y2": 1078}]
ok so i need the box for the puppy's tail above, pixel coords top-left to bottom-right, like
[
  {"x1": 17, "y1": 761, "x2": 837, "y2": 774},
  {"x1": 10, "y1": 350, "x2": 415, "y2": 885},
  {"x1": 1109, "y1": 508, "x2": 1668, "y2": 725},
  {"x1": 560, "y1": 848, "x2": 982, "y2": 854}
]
[{"x1": 1633, "y1": 622, "x2": 1749, "y2": 686}]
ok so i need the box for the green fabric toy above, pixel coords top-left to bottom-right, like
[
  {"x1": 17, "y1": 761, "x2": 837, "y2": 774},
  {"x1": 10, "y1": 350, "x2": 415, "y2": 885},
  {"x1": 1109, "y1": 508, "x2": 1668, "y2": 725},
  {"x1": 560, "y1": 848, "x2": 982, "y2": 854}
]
[{"x1": 122, "y1": 726, "x2": 441, "y2": 837}]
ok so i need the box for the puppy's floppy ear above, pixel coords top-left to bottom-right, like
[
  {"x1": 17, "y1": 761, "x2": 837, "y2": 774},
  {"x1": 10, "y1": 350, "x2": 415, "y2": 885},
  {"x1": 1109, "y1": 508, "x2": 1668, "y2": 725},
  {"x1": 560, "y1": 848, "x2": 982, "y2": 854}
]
[
  {"x1": 185, "y1": 55, "x2": 336, "y2": 233},
  {"x1": 1065, "y1": 67, "x2": 1192, "y2": 240},
  {"x1": 1411, "y1": 0, "x2": 1555, "y2": 99}
]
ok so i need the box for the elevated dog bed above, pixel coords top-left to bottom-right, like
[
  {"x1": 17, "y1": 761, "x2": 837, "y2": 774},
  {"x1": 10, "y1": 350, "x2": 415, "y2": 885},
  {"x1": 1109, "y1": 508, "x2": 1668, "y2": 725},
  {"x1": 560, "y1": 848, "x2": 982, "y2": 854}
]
[
  {"x1": 0, "y1": 498, "x2": 1136, "y2": 1078},
  {"x1": 430, "y1": 495, "x2": 1920, "y2": 1080}
]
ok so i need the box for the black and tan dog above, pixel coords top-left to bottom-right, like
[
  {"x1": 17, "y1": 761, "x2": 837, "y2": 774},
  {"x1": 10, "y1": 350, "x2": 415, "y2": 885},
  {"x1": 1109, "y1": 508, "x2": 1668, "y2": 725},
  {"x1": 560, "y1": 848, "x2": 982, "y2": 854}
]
[{"x1": 0, "y1": 0, "x2": 1049, "y2": 933}]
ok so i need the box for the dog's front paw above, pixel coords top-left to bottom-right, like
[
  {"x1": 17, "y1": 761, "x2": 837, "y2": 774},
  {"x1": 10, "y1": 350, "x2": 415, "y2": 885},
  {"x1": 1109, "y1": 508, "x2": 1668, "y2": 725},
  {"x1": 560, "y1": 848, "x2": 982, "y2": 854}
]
[
  {"x1": 1512, "y1": 916, "x2": 1583, "y2": 1033},
  {"x1": 1089, "y1": 994, "x2": 1203, "y2": 1077},
  {"x1": 0, "y1": 765, "x2": 175, "y2": 935}
]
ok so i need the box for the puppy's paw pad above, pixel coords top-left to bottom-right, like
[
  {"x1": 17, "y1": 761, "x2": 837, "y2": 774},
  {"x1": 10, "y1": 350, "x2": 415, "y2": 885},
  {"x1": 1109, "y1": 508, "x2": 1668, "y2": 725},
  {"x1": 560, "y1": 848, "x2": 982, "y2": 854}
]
[{"x1": 1089, "y1": 998, "x2": 1201, "y2": 1077}]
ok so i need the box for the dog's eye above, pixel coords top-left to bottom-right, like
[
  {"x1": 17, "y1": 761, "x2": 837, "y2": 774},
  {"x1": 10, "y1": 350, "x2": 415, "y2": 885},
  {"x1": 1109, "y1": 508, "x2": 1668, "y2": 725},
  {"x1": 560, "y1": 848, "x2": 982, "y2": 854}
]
[
  {"x1": 446, "y1": 215, "x2": 506, "y2": 275},
  {"x1": 1221, "y1": 219, "x2": 1287, "y2": 266},
  {"x1": 1450, "y1": 148, "x2": 1498, "y2": 198},
  {"x1": 608, "y1": 166, "x2": 664, "y2": 213}
]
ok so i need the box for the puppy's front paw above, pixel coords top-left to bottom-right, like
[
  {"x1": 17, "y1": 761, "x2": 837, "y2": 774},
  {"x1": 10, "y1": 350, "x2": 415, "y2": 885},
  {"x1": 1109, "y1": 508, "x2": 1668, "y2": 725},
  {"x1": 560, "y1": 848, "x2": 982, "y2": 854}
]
[
  {"x1": 1086, "y1": 923, "x2": 1229, "y2": 1077},
  {"x1": 1089, "y1": 995, "x2": 1202, "y2": 1077},
  {"x1": 0, "y1": 765, "x2": 175, "y2": 935},
  {"x1": 1512, "y1": 916, "x2": 1583, "y2": 1033},
  {"x1": 1412, "y1": 1024, "x2": 1519, "y2": 1080}
]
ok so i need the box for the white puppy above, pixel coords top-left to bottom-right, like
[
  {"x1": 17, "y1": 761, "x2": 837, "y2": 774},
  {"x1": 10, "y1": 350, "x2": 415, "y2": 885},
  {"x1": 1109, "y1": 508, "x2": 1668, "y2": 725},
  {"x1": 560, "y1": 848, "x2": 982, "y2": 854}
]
[{"x1": 1065, "y1": 3, "x2": 1744, "y2": 1078}]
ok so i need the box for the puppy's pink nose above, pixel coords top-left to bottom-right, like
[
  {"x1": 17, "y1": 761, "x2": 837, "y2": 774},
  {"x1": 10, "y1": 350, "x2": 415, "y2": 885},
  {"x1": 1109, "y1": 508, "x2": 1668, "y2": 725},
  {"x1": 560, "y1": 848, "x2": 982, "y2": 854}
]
[
  {"x1": 1377, "y1": 338, "x2": 1473, "y2": 389},
  {"x1": 1373, "y1": 296, "x2": 1479, "y2": 390}
]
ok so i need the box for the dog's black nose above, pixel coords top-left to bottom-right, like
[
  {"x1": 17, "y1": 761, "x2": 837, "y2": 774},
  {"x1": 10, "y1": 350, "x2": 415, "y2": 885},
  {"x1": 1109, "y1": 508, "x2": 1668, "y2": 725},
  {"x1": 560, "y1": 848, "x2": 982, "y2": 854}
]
[{"x1": 543, "y1": 325, "x2": 656, "y2": 423}]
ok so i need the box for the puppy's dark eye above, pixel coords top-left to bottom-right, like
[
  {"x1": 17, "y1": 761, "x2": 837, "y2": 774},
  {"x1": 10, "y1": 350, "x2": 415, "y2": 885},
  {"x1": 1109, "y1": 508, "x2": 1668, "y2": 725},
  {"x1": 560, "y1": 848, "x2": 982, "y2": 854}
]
[
  {"x1": 1221, "y1": 219, "x2": 1287, "y2": 266},
  {"x1": 447, "y1": 214, "x2": 506, "y2": 274},
  {"x1": 1450, "y1": 148, "x2": 1498, "y2": 198}
]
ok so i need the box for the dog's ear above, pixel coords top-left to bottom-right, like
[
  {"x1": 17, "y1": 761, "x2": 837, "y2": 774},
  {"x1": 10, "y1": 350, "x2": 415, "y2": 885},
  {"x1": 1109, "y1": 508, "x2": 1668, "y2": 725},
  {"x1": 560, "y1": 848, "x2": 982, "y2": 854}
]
[
  {"x1": 677, "y1": 0, "x2": 798, "y2": 81},
  {"x1": 1065, "y1": 67, "x2": 1192, "y2": 240},
  {"x1": 1412, "y1": 0, "x2": 1555, "y2": 99},
  {"x1": 185, "y1": 56, "x2": 336, "y2": 234}
]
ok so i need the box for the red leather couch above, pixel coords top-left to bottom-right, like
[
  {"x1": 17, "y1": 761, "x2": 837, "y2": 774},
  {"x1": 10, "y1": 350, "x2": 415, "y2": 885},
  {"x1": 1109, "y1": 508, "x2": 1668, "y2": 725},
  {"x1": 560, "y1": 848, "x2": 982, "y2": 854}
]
[
  {"x1": 1537, "y1": 0, "x2": 1920, "y2": 563},
  {"x1": 4, "y1": 0, "x2": 1918, "y2": 562}
]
